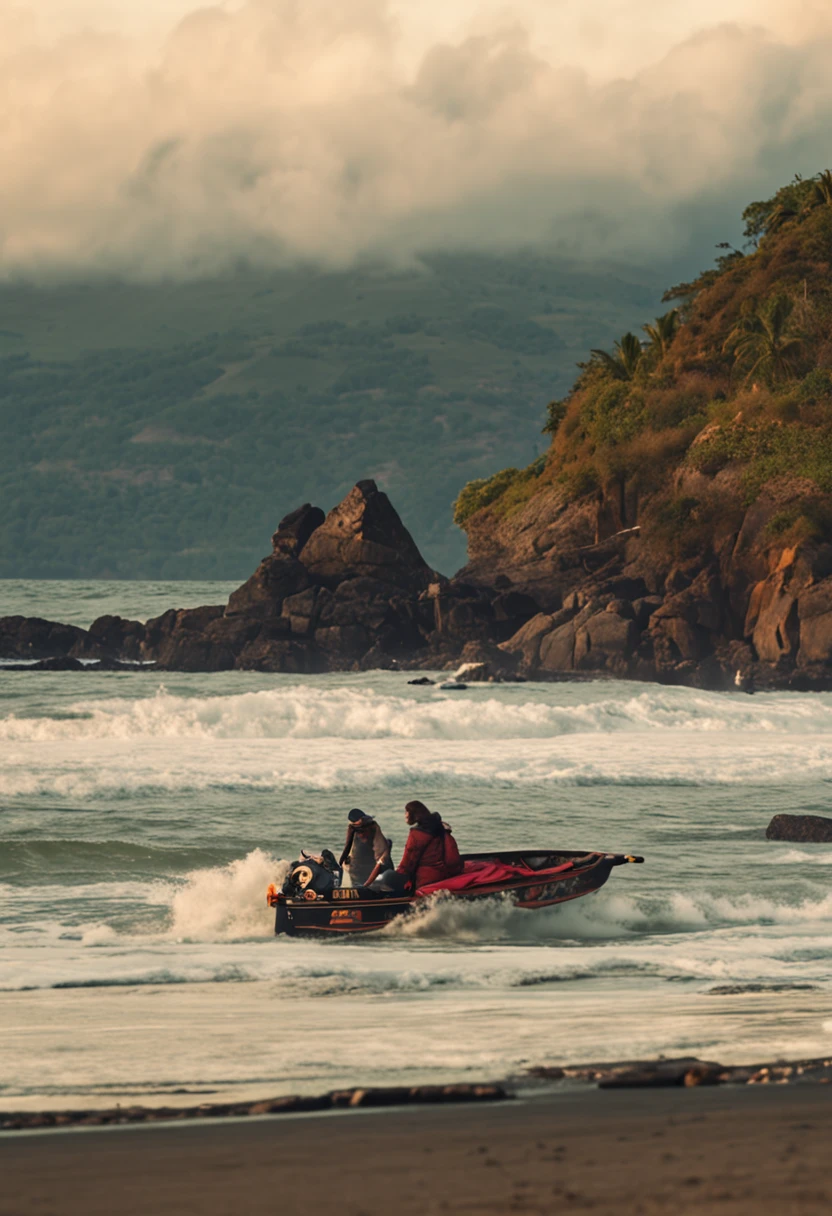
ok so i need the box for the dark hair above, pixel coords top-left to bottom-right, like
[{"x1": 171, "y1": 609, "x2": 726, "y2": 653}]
[
  {"x1": 405, "y1": 800, "x2": 431, "y2": 823},
  {"x1": 348, "y1": 808, "x2": 373, "y2": 824}
]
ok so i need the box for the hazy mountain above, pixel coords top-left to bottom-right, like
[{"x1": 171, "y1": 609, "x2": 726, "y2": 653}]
[{"x1": 0, "y1": 252, "x2": 662, "y2": 578}]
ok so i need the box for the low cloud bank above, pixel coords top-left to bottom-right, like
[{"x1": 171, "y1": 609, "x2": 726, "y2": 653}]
[{"x1": 3, "y1": 0, "x2": 832, "y2": 280}]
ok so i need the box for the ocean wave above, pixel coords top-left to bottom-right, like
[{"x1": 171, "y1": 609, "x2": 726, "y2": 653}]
[
  {"x1": 162, "y1": 850, "x2": 832, "y2": 946},
  {"x1": 4, "y1": 683, "x2": 832, "y2": 744},
  {"x1": 0, "y1": 838, "x2": 234, "y2": 881},
  {"x1": 389, "y1": 886, "x2": 832, "y2": 942},
  {"x1": 763, "y1": 848, "x2": 832, "y2": 865},
  {"x1": 167, "y1": 849, "x2": 290, "y2": 941},
  {"x1": 4, "y1": 731, "x2": 832, "y2": 800}
]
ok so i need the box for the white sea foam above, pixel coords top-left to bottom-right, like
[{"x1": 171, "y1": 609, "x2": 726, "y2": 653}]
[
  {"x1": 764, "y1": 848, "x2": 832, "y2": 865},
  {"x1": 158, "y1": 850, "x2": 832, "y2": 953},
  {"x1": 4, "y1": 683, "x2": 832, "y2": 743},
  {"x1": 167, "y1": 849, "x2": 289, "y2": 941},
  {"x1": 3, "y1": 729, "x2": 832, "y2": 799}
]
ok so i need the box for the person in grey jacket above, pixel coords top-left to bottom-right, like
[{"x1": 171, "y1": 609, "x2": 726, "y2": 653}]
[{"x1": 338, "y1": 809, "x2": 393, "y2": 887}]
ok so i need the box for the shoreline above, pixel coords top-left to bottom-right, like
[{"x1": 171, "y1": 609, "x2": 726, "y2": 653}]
[
  {"x1": 4, "y1": 1053, "x2": 830, "y2": 1134},
  {"x1": 2, "y1": 1084, "x2": 830, "y2": 1215}
]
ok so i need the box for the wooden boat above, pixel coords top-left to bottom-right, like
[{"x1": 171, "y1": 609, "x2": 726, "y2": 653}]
[{"x1": 267, "y1": 848, "x2": 644, "y2": 936}]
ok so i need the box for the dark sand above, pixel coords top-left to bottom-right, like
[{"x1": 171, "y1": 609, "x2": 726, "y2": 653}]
[{"x1": 2, "y1": 1085, "x2": 830, "y2": 1216}]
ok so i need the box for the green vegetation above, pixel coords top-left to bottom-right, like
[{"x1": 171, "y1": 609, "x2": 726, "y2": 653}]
[
  {"x1": 0, "y1": 253, "x2": 661, "y2": 578},
  {"x1": 452, "y1": 456, "x2": 546, "y2": 527},
  {"x1": 455, "y1": 171, "x2": 832, "y2": 557},
  {"x1": 723, "y1": 295, "x2": 804, "y2": 385}
]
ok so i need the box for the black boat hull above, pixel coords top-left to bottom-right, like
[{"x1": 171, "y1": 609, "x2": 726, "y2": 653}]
[{"x1": 269, "y1": 849, "x2": 641, "y2": 937}]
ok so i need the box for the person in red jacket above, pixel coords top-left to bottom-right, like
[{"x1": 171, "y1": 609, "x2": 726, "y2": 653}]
[{"x1": 373, "y1": 800, "x2": 463, "y2": 893}]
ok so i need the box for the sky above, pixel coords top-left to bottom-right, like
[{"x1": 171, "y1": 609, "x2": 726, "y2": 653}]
[{"x1": 3, "y1": 0, "x2": 832, "y2": 279}]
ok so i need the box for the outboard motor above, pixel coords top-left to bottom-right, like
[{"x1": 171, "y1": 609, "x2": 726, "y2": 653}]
[{"x1": 283, "y1": 849, "x2": 342, "y2": 899}]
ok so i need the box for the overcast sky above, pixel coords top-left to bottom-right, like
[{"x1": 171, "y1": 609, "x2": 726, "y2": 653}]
[{"x1": 3, "y1": 0, "x2": 831, "y2": 279}]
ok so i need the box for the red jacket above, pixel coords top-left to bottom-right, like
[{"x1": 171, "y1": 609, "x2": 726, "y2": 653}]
[{"x1": 397, "y1": 821, "x2": 463, "y2": 889}]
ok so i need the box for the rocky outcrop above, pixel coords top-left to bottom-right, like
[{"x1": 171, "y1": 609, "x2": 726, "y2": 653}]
[
  {"x1": 456, "y1": 468, "x2": 832, "y2": 690},
  {"x1": 0, "y1": 616, "x2": 87, "y2": 660},
  {"x1": 0, "y1": 482, "x2": 538, "y2": 675},
  {"x1": 300, "y1": 481, "x2": 431, "y2": 589},
  {"x1": 7, "y1": 471, "x2": 832, "y2": 686},
  {"x1": 766, "y1": 814, "x2": 832, "y2": 843}
]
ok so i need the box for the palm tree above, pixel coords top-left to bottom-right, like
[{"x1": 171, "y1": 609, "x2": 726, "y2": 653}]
[
  {"x1": 723, "y1": 295, "x2": 805, "y2": 385},
  {"x1": 643, "y1": 309, "x2": 679, "y2": 359},
  {"x1": 804, "y1": 170, "x2": 832, "y2": 213},
  {"x1": 765, "y1": 203, "x2": 799, "y2": 233},
  {"x1": 591, "y1": 332, "x2": 643, "y2": 381}
]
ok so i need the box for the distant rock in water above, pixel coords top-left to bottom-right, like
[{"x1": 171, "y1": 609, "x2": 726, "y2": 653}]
[{"x1": 766, "y1": 813, "x2": 832, "y2": 843}]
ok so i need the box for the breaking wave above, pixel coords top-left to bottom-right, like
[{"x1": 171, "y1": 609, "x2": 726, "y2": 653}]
[
  {"x1": 389, "y1": 886, "x2": 832, "y2": 942},
  {"x1": 167, "y1": 849, "x2": 290, "y2": 941},
  {"x1": 4, "y1": 682, "x2": 832, "y2": 743},
  {"x1": 3, "y1": 845, "x2": 831, "y2": 993}
]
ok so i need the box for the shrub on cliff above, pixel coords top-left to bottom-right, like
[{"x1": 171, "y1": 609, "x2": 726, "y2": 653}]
[{"x1": 453, "y1": 456, "x2": 547, "y2": 526}]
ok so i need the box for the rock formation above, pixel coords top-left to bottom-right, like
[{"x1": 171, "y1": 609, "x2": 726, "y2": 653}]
[
  {"x1": 0, "y1": 482, "x2": 541, "y2": 674},
  {"x1": 6, "y1": 474, "x2": 832, "y2": 686},
  {"x1": 5, "y1": 470, "x2": 832, "y2": 687},
  {"x1": 766, "y1": 813, "x2": 832, "y2": 843}
]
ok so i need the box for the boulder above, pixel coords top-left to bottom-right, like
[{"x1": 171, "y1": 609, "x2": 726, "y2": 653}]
[
  {"x1": 142, "y1": 606, "x2": 233, "y2": 671},
  {"x1": 632, "y1": 596, "x2": 663, "y2": 631},
  {"x1": 650, "y1": 616, "x2": 710, "y2": 667},
  {"x1": 299, "y1": 480, "x2": 432, "y2": 590},
  {"x1": 538, "y1": 600, "x2": 602, "y2": 673},
  {"x1": 225, "y1": 556, "x2": 310, "y2": 619},
  {"x1": 431, "y1": 584, "x2": 495, "y2": 641},
  {"x1": 74, "y1": 614, "x2": 146, "y2": 661},
  {"x1": 318, "y1": 579, "x2": 392, "y2": 631},
  {"x1": 499, "y1": 611, "x2": 561, "y2": 670},
  {"x1": 797, "y1": 580, "x2": 832, "y2": 666},
  {"x1": 10, "y1": 655, "x2": 86, "y2": 671},
  {"x1": 271, "y1": 503, "x2": 325, "y2": 558},
  {"x1": 235, "y1": 635, "x2": 318, "y2": 673},
  {"x1": 765, "y1": 813, "x2": 832, "y2": 843},
  {"x1": 452, "y1": 639, "x2": 519, "y2": 679},
  {"x1": 574, "y1": 610, "x2": 639, "y2": 673},
  {"x1": 744, "y1": 570, "x2": 799, "y2": 663},
  {"x1": 491, "y1": 593, "x2": 542, "y2": 642},
  {"x1": 315, "y1": 625, "x2": 371, "y2": 658},
  {"x1": 649, "y1": 571, "x2": 724, "y2": 667},
  {"x1": 0, "y1": 615, "x2": 88, "y2": 660},
  {"x1": 539, "y1": 619, "x2": 579, "y2": 671}
]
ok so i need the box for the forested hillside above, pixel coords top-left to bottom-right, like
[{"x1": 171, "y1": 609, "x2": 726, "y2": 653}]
[
  {"x1": 457, "y1": 174, "x2": 832, "y2": 568},
  {"x1": 0, "y1": 254, "x2": 660, "y2": 578}
]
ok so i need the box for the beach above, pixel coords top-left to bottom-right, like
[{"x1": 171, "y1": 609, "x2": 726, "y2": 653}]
[
  {"x1": 3, "y1": 1085, "x2": 830, "y2": 1215},
  {"x1": 2, "y1": 579, "x2": 831, "y2": 1215}
]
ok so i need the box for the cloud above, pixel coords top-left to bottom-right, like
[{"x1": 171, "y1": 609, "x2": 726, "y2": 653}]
[{"x1": 2, "y1": 0, "x2": 832, "y2": 280}]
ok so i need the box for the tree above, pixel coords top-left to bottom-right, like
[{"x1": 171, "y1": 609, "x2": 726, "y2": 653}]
[
  {"x1": 590, "y1": 332, "x2": 643, "y2": 381},
  {"x1": 643, "y1": 309, "x2": 679, "y2": 359},
  {"x1": 804, "y1": 169, "x2": 832, "y2": 213},
  {"x1": 742, "y1": 174, "x2": 810, "y2": 245},
  {"x1": 542, "y1": 398, "x2": 567, "y2": 435},
  {"x1": 723, "y1": 295, "x2": 805, "y2": 385}
]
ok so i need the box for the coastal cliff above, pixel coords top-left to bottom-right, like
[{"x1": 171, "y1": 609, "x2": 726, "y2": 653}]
[{"x1": 6, "y1": 174, "x2": 832, "y2": 688}]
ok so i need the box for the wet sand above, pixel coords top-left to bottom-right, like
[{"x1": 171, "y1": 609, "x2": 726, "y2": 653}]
[{"x1": 1, "y1": 1084, "x2": 829, "y2": 1216}]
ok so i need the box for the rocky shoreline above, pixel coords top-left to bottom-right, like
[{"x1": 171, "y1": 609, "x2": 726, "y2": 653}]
[
  {"x1": 4, "y1": 477, "x2": 832, "y2": 690},
  {"x1": 4, "y1": 1054, "x2": 830, "y2": 1132}
]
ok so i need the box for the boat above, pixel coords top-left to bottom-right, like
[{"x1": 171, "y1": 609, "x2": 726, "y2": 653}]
[{"x1": 266, "y1": 848, "x2": 644, "y2": 936}]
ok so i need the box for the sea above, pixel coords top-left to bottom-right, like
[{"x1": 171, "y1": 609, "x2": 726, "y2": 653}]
[{"x1": 2, "y1": 580, "x2": 831, "y2": 1113}]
